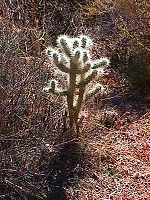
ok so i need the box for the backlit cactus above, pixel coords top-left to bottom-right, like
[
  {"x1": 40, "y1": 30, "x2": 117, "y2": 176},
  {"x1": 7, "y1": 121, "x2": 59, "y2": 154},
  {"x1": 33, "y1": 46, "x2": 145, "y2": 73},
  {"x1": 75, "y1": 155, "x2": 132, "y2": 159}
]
[{"x1": 44, "y1": 35, "x2": 109, "y2": 137}]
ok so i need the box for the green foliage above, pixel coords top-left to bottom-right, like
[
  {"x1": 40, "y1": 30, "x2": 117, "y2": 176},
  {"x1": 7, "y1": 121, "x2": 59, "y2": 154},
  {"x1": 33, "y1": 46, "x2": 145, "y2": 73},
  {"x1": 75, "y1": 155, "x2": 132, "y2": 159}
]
[{"x1": 44, "y1": 35, "x2": 109, "y2": 137}]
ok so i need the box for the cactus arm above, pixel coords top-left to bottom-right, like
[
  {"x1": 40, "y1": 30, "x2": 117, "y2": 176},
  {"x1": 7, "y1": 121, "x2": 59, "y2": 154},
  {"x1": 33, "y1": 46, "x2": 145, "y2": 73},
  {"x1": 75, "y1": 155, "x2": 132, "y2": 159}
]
[
  {"x1": 43, "y1": 80, "x2": 68, "y2": 96},
  {"x1": 91, "y1": 58, "x2": 110, "y2": 69},
  {"x1": 57, "y1": 36, "x2": 72, "y2": 56},
  {"x1": 79, "y1": 35, "x2": 93, "y2": 50},
  {"x1": 85, "y1": 87, "x2": 100, "y2": 100},
  {"x1": 57, "y1": 62, "x2": 70, "y2": 73},
  {"x1": 74, "y1": 63, "x2": 90, "y2": 74},
  {"x1": 82, "y1": 50, "x2": 90, "y2": 63},
  {"x1": 44, "y1": 88, "x2": 68, "y2": 96},
  {"x1": 61, "y1": 42, "x2": 71, "y2": 56},
  {"x1": 77, "y1": 70, "x2": 97, "y2": 88},
  {"x1": 85, "y1": 83, "x2": 105, "y2": 101},
  {"x1": 53, "y1": 90, "x2": 68, "y2": 96}
]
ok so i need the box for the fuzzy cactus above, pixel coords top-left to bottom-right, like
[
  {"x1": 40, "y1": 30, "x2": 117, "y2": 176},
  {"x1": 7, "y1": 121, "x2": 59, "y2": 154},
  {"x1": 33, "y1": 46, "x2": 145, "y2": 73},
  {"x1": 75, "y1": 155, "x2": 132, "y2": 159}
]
[{"x1": 44, "y1": 35, "x2": 109, "y2": 137}]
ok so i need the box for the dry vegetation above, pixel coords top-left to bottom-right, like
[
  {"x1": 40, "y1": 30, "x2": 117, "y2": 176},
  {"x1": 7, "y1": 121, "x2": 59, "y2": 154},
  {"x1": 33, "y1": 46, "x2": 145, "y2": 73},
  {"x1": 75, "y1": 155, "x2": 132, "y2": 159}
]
[{"x1": 0, "y1": 0, "x2": 150, "y2": 199}]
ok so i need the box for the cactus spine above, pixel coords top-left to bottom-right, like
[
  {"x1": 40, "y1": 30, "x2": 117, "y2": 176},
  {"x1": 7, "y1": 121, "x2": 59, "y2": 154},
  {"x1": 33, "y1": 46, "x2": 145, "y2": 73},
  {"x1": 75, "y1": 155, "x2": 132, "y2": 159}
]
[{"x1": 44, "y1": 35, "x2": 109, "y2": 138}]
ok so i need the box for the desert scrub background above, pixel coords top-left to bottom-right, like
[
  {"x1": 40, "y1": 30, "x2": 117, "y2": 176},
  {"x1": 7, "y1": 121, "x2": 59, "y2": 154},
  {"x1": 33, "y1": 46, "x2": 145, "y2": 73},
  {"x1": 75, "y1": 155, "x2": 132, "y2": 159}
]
[{"x1": 0, "y1": 0, "x2": 150, "y2": 199}]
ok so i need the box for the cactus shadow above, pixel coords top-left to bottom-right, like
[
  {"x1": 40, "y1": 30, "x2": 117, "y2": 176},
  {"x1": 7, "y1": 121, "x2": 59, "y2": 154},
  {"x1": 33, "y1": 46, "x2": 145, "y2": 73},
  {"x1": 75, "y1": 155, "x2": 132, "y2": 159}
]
[{"x1": 46, "y1": 142, "x2": 84, "y2": 200}]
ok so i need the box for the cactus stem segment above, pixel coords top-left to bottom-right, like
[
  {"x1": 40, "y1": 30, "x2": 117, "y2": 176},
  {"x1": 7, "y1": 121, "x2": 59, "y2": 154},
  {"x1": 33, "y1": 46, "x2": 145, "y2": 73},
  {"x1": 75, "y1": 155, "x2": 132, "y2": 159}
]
[{"x1": 77, "y1": 70, "x2": 97, "y2": 88}]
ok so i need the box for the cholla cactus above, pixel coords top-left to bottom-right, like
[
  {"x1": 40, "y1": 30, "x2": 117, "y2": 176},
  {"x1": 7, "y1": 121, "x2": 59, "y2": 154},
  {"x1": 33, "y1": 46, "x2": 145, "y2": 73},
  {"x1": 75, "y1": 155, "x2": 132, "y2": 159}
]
[{"x1": 44, "y1": 35, "x2": 109, "y2": 137}]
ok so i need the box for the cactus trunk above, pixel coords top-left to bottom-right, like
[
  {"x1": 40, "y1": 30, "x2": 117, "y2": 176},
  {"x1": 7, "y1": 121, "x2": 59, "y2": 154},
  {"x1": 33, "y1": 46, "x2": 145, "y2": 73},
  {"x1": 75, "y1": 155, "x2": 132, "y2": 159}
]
[{"x1": 67, "y1": 72, "x2": 76, "y2": 136}]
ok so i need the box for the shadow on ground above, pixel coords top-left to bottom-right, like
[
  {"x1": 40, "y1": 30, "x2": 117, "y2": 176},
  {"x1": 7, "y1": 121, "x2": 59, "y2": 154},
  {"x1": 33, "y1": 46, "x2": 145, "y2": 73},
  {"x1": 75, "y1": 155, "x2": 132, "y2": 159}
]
[{"x1": 46, "y1": 142, "x2": 85, "y2": 200}]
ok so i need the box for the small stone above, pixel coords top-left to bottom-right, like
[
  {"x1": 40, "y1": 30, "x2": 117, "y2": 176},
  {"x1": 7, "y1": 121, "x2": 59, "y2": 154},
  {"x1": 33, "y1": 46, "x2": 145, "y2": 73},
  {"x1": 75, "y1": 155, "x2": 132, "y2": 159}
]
[{"x1": 132, "y1": 172, "x2": 139, "y2": 179}]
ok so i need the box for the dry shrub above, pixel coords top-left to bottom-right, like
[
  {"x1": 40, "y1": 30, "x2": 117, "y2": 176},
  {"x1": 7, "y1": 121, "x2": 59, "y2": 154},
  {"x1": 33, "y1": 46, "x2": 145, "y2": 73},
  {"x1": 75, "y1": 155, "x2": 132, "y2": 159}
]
[
  {"x1": 112, "y1": 0, "x2": 150, "y2": 91},
  {"x1": 0, "y1": 1, "x2": 75, "y2": 198},
  {"x1": 76, "y1": 0, "x2": 114, "y2": 19},
  {"x1": 115, "y1": 0, "x2": 150, "y2": 59}
]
